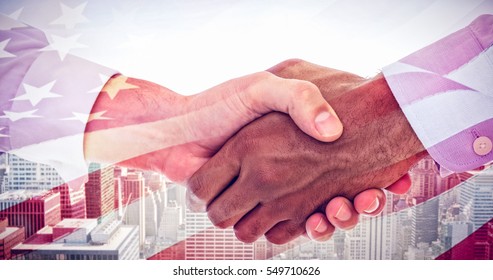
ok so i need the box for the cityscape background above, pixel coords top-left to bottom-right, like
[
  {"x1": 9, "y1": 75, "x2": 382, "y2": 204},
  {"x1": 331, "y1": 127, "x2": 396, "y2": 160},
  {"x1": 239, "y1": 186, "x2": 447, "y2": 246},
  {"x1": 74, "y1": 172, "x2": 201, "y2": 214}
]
[{"x1": 1, "y1": 153, "x2": 492, "y2": 260}]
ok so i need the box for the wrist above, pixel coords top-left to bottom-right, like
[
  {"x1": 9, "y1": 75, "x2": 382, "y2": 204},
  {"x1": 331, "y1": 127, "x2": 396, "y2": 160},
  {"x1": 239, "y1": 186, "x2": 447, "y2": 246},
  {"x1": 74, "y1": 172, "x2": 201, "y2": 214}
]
[{"x1": 328, "y1": 73, "x2": 427, "y2": 187}]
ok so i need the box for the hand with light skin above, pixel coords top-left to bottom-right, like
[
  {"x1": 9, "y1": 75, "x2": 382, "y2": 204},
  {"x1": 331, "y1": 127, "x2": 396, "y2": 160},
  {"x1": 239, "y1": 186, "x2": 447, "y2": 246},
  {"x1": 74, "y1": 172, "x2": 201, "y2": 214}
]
[{"x1": 187, "y1": 59, "x2": 428, "y2": 244}]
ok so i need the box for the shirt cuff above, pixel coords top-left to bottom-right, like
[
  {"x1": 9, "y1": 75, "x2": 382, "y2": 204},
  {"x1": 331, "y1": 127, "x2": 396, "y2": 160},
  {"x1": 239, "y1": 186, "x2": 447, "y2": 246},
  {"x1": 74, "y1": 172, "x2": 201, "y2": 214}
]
[{"x1": 382, "y1": 15, "x2": 493, "y2": 172}]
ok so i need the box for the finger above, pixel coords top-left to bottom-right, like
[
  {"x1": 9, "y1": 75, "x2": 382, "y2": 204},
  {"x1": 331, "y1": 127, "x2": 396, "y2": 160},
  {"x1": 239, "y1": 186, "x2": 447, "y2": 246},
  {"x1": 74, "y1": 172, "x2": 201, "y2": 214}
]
[
  {"x1": 304, "y1": 213, "x2": 335, "y2": 242},
  {"x1": 186, "y1": 148, "x2": 240, "y2": 212},
  {"x1": 233, "y1": 204, "x2": 288, "y2": 243},
  {"x1": 206, "y1": 175, "x2": 259, "y2": 228},
  {"x1": 386, "y1": 173, "x2": 412, "y2": 194},
  {"x1": 265, "y1": 220, "x2": 307, "y2": 245},
  {"x1": 325, "y1": 197, "x2": 359, "y2": 230},
  {"x1": 244, "y1": 72, "x2": 343, "y2": 142},
  {"x1": 353, "y1": 189, "x2": 387, "y2": 216}
]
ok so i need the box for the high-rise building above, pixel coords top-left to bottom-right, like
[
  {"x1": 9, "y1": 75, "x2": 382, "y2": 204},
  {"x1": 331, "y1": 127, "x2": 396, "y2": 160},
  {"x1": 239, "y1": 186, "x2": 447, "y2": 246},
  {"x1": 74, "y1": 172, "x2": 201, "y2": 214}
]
[
  {"x1": 0, "y1": 217, "x2": 25, "y2": 260},
  {"x1": 121, "y1": 171, "x2": 146, "y2": 253},
  {"x1": 439, "y1": 220, "x2": 473, "y2": 259},
  {"x1": 393, "y1": 197, "x2": 412, "y2": 259},
  {"x1": 54, "y1": 184, "x2": 86, "y2": 219},
  {"x1": 411, "y1": 197, "x2": 439, "y2": 247},
  {"x1": 12, "y1": 217, "x2": 139, "y2": 260},
  {"x1": 4, "y1": 155, "x2": 64, "y2": 191},
  {"x1": 0, "y1": 163, "x2": 6, "y2": 195},
  {"x1": 85, "y1": 163, "x2": 115, "y2": 219},
  {"x1": 459, "y1": 167, "x2": 493, "y2": 259},
  {"x1": 159, "y1": 200, "x2": 182, "y2": 242},
  {"x1": 344, "y1": 192, "x2": 395, "y2": 260},
  {"x1": 409, "y1": 156, "x2": 438, "y2": 200},
  {"x1": 122, "y1": 171, "x2": 145, "y2": 205},
  {"x1": 166, "y1": 182, "x2": 187, "y2": 220},
  {"x1": 488, "y1": 221, "x2": 493, "y2": 259},
  {"x1": 184, "y1": 210, "x2": 254, "y2": 260},
  {"x1": 0, "y1": 190, "x2": 61, "y2": 238}
]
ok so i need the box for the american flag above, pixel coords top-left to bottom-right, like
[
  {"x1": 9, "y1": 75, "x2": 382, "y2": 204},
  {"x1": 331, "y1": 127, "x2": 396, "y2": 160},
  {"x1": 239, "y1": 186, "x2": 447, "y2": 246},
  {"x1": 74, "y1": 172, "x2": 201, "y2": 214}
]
[{"x1": 0, "y1": 0, "x2": 492, "y2": 260}]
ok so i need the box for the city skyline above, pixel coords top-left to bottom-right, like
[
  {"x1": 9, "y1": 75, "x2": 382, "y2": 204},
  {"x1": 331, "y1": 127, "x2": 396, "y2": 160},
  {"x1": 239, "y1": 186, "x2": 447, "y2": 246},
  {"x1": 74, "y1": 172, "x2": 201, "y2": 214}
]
[{"x1": 1, "y1": 155, "x2": 492, "y2": 260}]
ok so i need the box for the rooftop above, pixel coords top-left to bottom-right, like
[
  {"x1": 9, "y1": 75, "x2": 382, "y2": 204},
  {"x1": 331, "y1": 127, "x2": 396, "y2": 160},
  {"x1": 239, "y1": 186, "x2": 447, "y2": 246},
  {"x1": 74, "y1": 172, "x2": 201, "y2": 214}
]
[
  {"x1": 0, "y1": 227, "x2": 23, "y2": 240},
  {"x1": 13, "y1": 225, "x2": 137, "y2": 252},
  {"x1": 0, "y1": 189, "x2": 56, "y2": 202}
]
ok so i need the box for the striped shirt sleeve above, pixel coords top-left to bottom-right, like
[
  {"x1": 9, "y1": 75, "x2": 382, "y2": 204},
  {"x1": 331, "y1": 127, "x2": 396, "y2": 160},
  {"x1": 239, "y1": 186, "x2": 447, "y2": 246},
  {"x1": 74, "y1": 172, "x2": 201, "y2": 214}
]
[{"x1": 382, "y1": 14, "x2": 493, "y2": 172}]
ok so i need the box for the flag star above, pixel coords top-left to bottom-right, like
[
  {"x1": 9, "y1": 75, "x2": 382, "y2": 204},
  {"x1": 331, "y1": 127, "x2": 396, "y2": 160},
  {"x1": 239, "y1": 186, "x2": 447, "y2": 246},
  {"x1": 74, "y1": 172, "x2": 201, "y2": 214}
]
[
  {"x1": 9, "y1": 7, "x2": 24, "y2": 20},
  {"x1": 62, "y1": 111, "x2": 112, "y2": 124},
  {"x1": 12, "y1": 81, "x2": 62, "y2": 106},
  {"x1": 0, "y1": 13, "x2": 26, "y2": 30},
  {"x1": 0, "y1": 109, "x2": 41, "y2": 122},
  {"x1": 102, "y1": 75, "x2": 139, "y2": 99},
  {"x1": 0, "y1": 39, "x2": 16, "y2": 58},
  {"x1": 51, "y1": 2, "x2": 89, "y2": 29},
  {"x1": 0, "y1": 127, "x2": 9, "y2": 138},
  {"x1": 41, "y1": 34, "x2": 87, "y2": 60}
]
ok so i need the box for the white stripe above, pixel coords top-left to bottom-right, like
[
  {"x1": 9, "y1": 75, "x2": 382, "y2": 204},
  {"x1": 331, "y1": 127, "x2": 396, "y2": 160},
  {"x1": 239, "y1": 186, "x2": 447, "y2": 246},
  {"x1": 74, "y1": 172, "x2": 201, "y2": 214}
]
[
  {"x1": 382, "y1": 61, "x2": 433, "y2": 76},
  {"x1": 9, "y1": 133, "x2": 88, "y2": 188},
  {"x1": 402, "y1": 89, "x2": 493, "y2": 148},
  {"x1": 446, "y1": 45, "x2": 493, "y2": 97}
]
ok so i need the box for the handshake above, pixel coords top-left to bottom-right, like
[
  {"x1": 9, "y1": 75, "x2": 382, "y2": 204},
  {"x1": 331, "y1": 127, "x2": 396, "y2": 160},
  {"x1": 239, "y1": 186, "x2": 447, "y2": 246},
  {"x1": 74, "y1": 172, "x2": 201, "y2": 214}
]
[{"x1": 84, "y1": 59, "x2": 427, "y2": 244}]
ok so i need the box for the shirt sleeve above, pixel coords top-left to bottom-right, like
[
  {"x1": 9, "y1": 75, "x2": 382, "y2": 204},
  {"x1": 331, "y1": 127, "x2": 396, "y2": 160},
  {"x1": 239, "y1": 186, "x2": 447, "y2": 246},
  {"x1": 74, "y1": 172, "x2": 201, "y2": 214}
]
[
  {"x1": 0, "y1": 13, "x2": 118, "y2": 186},
  {"x1": 382, "y1": 14, "x2": 493, "y2": 173}
]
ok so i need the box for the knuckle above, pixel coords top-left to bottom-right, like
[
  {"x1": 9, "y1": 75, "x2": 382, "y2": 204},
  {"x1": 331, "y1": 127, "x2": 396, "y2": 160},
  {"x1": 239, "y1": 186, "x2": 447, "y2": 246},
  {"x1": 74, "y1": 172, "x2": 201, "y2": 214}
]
[
  {"x1": 251, "y1": 71, "x2": 274, "y2": 81},
  {"x1": 268, "y1": 58, "x2": 307, "y2": 78},
  {"x1": 292, "y1": 81, "x2": 319, "y2": 100},
  {"x1": 186, "y1": 174, "x2": 203, "y2": 196},
  {"x1": 276, "y1": 59, "x2": 305, "y2": 70},
  {"x1": 207, "y1": 208, "x2": 227, "y2": 229},
  {"x1": 234, "y1": 222, "x2": 262, "y2": 243},
  {"x1": 185, "y1": 191, "x2": 206, "y2": 212},
  {"x1": 265, "y1": 223, "x2": 304, "y2": 245}
]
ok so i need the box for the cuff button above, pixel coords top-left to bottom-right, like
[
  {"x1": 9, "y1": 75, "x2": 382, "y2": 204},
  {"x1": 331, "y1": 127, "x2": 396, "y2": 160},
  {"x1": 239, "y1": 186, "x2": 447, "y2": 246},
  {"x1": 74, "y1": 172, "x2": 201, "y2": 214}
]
[{"x1": 473, "y1": 136, "x2": 492, "y2": 156}]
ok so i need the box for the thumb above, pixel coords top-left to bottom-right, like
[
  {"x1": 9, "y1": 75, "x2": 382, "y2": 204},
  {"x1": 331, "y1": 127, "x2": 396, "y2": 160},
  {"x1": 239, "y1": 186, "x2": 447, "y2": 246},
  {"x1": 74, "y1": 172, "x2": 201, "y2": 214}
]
[{"x1": 245, "y1": 72, "x2": 343, "y2": 142}]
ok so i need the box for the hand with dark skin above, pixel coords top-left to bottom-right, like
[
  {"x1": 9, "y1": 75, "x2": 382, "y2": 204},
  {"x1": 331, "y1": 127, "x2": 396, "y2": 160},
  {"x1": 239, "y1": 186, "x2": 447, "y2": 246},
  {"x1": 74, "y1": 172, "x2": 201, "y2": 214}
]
[{"x1": 187, "y1": 59, "x2": 428, "y2": 244}]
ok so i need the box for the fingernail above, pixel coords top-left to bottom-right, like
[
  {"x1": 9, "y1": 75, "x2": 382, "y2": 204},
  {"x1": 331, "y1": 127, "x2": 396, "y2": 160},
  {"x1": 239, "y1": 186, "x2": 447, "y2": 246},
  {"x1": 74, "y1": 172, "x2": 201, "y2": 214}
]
[
  {"x1": 335, "y1": 203, "x2": 351, "y2": 221},
  {"x1": 364, "y1": 198, "x2": 380, "y2": 214},
  {"x1": 314, "y1": 111, "x2": 342, "y2": 138},
  {"x1": 314, "y1": 217, "x2": 328, "y2": 233}
]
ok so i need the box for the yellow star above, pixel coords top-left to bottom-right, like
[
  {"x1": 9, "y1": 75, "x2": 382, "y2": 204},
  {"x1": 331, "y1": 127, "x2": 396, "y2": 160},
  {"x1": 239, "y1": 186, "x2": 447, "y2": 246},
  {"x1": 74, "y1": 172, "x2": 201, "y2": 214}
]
[{"x1": 102, "y1": 75, "x2": 139, "y2": 99}]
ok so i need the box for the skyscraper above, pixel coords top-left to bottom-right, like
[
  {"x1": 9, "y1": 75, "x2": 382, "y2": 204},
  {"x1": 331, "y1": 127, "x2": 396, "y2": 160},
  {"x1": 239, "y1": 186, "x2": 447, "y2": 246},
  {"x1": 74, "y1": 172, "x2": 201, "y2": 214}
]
[
  {"x1": 159, "y1": 200, "x2": 182, "y2": 242},
  {"x1": 411, "y1": 197, "x2": 439, "y2": 247},
  {"x1": 459, "y1": 167, "x2": 493, "y2": 259},
  {"x1": 85, "y1": 163, "x2": 115, "y2": 220},
  {"x1": 409, "y1": 156, "x2": 438, "y2": 200},
  {"x1": 121, "y1": 171, "x2": 146, "y2": 253},
  {"x1": 184, "y1": 210, "x2": 254, "y2": 260},
  {"x1": 54, "y1": 183, "x2": 86, "y2": 219}
]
